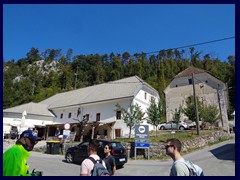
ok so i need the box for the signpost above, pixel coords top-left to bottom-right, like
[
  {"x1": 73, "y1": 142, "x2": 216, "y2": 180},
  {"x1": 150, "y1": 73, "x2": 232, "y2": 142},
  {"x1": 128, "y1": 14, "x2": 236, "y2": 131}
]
[
  {"x1": 64, "y1": 123, "x2": 71, "y2": 130},
  {"x1": 63, "y1": 123, "x2": 71, "y2": 141},
  {"x1": 135, "y1": 125, "x2": 150, "y2": 160}
]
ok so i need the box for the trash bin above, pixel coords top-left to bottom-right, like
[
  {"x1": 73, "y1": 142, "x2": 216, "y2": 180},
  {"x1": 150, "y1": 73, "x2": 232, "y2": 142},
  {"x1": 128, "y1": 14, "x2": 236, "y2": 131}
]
[
  {"x1": 51, "y1": 142, "x2": 60, "y2": 154},
  {"x1": 46, "y1": 141, "x2": 60, "y2": 154},
  {"x1": 46, "y1": 142, "x2": 52, "y2": 154}
]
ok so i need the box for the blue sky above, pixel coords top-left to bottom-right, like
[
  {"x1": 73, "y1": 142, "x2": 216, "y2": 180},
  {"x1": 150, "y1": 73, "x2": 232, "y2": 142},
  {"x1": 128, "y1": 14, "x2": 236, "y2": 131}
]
[{"x1": 3, "y1": 4, "x2": 235, "y2": 62}]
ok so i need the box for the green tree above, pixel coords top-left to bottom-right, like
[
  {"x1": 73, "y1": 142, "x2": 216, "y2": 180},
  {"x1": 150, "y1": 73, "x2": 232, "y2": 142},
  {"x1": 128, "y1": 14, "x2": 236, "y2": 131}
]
[
  {"x1": 181, "y1": 96, "x2": 203, "y2": 122},
  {"x1": 26, "y1": 47, "x2": 41, "y2": 64},
  {"x1": 116, "y1": 103, "x2": 145, "y2": 138},
  {"x1": 201, "y1": 104, "x2": 219, "y2": 126},
  {"x1": 146, "y1": 98, "x2": 163, "y2": 136},
  {"x1": 173, "y1": 106, "x2": 182, "y2": 129}
]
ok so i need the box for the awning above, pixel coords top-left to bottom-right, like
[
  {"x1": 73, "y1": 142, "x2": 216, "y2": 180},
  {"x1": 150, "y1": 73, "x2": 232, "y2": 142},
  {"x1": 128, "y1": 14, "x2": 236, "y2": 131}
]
[{"x1": 98, "y1": 119, "x2": 116, "y2": 125}]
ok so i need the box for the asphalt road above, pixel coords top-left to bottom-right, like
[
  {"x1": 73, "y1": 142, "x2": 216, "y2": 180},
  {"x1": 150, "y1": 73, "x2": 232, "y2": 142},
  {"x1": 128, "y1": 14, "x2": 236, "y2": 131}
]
[{"x1": 3, "y1": 137, "x2": 235, "y2": 176}]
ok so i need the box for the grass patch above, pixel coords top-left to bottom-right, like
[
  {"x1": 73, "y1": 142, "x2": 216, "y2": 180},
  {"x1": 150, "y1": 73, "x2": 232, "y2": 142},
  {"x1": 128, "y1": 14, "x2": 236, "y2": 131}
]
[
  {"x1": 115, "y1": 129, "x2": 218, "y2": 143},
  {"x1": 207, "y1": 136, "x2": 233, "y2": 146}
]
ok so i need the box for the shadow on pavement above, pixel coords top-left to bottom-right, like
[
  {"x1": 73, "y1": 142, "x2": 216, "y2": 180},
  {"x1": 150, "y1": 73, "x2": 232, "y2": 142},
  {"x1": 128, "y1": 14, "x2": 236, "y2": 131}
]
[{"x1": 210, "y1": 143, "x2": 235, "y2": 161}]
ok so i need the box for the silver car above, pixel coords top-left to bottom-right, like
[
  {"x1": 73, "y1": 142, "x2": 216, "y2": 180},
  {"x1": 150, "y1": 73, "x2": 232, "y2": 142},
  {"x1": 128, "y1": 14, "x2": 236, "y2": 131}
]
[{"x1": 159, "y1": 121, "x2": 188, "y2": 130}]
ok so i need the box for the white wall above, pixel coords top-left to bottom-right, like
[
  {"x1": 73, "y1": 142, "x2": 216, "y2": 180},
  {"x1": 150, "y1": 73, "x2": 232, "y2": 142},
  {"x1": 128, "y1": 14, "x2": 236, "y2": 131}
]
[
  {"x1": 134, "y1": 88, "x2": 160, "y2": 131},
  {"x1": 51, "y1": 87, "x2": 160, "y2": 138},
  {"x1": 52, "y1": 98, "x2": 132, "y2": 138}
]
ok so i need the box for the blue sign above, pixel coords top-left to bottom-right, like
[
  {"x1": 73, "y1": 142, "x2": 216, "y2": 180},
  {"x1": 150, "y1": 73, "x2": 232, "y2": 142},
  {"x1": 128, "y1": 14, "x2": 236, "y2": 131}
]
[
  {"x1": 135, "y1": 125, "x2": 150, "y2": 148},
  {"x1": 135, "y1": 142, "x2": 150, "y2": 147}
]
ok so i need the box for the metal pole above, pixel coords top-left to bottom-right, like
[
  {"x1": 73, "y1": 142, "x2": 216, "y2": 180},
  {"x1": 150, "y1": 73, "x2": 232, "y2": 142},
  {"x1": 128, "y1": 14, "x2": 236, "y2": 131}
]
[
  {"x1": 192, "y1": 73, "x2": 200, "y2": 135},
  {"x1": 148, "y1": 148, "x2": 149, "y2": 160},
  {"x1": 135, "y1": 147, "x2": 136, "y2": 160}
]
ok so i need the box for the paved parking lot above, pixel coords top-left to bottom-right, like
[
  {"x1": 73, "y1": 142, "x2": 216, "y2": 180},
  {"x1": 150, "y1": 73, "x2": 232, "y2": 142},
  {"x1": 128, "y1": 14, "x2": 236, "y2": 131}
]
[{"x1": 3, "y1": 136, "x2": 235, "y2": 176}]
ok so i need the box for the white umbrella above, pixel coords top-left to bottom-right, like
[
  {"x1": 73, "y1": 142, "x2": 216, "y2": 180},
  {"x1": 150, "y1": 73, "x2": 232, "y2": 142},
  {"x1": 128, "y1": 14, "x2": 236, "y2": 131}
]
[{"x1": 19, "y1": 110, "x2": 27, "y2": 133}]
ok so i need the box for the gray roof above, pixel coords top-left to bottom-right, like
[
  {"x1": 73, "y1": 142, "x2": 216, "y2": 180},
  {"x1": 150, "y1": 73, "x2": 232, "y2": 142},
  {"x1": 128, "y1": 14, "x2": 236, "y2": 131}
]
[
  {"x1": 175, "y1": 66, "x2": 205, "y2": 78},
  {"x1": 40, "y1": 76, "x2": 159, "y2": 109},
  {"x1": 3, "y1": 102, "x2": 55, "y2": 117}
]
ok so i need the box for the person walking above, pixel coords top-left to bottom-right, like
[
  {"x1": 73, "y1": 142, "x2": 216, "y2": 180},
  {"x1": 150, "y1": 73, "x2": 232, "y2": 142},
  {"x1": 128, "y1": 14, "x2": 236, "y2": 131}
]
[
  {"x1": 103, "y1": 144, "x2": 116, "y2": 175},
  {"x1": 59, "y1": 136, "x2": 65, "y2": 155},
  {"x1": 3, "y1": 130, "x2": 42, "y2": 176},
  {"x1": 80, "y1": 139, "x2": 107, "y2": 176},
  {"x1": 165, "y1": 138, "x2": 190, "y2": 176},
  {"x1": 33, "y1": 128, "x2": 38, "y2": 137},
  {"x1": 55, "y1": 128, "x2": 60, "y2": 138},
  {"x1": 165, "y1": 138, "x2": 204, "y2": 176}
]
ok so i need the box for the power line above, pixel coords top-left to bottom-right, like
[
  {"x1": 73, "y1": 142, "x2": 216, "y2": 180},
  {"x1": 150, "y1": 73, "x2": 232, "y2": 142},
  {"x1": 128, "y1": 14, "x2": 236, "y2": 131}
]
[{"x1": 135, "y1": 36, "x2": 235, "y2": 56}]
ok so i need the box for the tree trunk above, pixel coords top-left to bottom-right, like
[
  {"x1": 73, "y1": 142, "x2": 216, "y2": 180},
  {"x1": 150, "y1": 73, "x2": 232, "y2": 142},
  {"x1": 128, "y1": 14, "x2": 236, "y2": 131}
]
[
  {"x1": 129, "y1": 127, "x2": 132, "y2": 138},
  {"x1": 155, "y1": 125, "x2": 157, "y2": 137}
]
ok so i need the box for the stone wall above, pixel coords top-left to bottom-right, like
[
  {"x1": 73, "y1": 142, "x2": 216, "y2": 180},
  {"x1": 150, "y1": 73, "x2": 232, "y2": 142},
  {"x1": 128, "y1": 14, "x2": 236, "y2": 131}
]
[
  {"x1": 3, "y1": 131, "x2": 230, "y2": 157},
  {"x1": 122, "y1": 130, "x2": 231, "y2": 158}
]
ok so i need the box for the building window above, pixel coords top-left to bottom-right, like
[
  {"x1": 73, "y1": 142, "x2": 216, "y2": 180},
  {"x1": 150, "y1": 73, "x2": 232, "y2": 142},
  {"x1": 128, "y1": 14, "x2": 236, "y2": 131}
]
[
  {"x1": 116, "y1": 111, "x2": 121, "y2": 120},
  {"x1": 104, "y1": 130, "x2": 107, "y2": 136},
  {"x1": 96, "y1": 113, "x2": 100, "y2": 121},
  {"x1": 145, "y1": 92, "x2": 147, "y2": 100},
  {"x1": 60, "y1": 113, "x2": 63, "y2": 119},
  {"x1": 151, "y1": 96, "x2": 155, "y2": 102},
  {"x1": 68, "y1": 113, "x2": 71, "y2": 118},
  {"x1": 188, "y1": 79, "x2": 192, "y2": 85}
]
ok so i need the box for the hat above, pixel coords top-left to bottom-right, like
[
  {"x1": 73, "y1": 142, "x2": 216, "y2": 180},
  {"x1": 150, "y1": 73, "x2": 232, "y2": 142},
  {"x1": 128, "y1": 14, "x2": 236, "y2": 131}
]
[{"x1": 20, "y1": 130, "x2": 42, "y2": 141}]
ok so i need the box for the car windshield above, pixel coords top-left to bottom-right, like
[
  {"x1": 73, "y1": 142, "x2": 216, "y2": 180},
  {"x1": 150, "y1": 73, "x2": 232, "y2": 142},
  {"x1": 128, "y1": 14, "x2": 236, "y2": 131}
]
[
  {"x1": 79, "y1": 142, "x2": 89, "y2": 148},
  {"x1": 111, "y1": 142, "x2": 123, "y2": 149}
]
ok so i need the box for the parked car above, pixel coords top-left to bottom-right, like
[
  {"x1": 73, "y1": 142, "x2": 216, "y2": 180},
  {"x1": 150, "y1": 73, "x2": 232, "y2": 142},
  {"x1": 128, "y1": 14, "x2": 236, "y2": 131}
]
[
  {"x1": 187, "y1": 120, "x2": 203, "y2": 129},
  {"x1": 159, "y1": 121, "x2": 189, "y2": 130},
  {"x1": 65, "y1": 139, "x2": 127, "y2": 167}
]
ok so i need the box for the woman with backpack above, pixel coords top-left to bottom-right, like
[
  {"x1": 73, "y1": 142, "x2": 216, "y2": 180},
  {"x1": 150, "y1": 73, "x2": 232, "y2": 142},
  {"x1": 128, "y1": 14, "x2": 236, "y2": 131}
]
[{"x1": 103, "y1": 144, "x2": 116, "y2": 176}]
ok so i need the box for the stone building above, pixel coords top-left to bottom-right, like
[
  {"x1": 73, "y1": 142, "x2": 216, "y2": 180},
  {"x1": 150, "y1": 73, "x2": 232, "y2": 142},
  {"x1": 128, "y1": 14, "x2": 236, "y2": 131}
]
[{"x1": 164, "y1": 66, "x2": 229, "y2": 132}]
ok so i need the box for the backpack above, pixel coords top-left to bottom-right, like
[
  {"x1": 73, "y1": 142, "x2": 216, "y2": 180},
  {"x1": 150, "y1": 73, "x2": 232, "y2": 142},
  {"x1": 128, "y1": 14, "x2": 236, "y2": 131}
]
[
  {"x1": 181, "y1": 160, "x2": 204, "y2": 176},
  {"x1": 88, "y1": 157, "x2": 111, "y2": 176}
]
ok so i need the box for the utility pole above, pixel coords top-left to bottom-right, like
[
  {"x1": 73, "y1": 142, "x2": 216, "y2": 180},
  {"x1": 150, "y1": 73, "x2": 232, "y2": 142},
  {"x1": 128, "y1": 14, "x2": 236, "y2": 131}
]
[{"x1": 192, "y1": 73, "x2": 200, "y2": 135}]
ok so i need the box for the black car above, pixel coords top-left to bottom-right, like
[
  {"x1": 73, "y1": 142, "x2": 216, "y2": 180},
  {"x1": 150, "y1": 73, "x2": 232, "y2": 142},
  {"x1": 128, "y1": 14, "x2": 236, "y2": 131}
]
[{"x1": 65, "y1": 139, "x2": 127, "y2": 167}]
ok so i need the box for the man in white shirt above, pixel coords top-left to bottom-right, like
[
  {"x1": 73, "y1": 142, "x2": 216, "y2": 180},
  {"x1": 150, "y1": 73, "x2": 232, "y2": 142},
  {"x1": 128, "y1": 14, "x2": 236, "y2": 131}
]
[
  {"x1": 165, "y1": 138, "x2": 190, "y2": 176},
  {"x1": 80, "y1": 139, "x2": 106, "y2": 176}
]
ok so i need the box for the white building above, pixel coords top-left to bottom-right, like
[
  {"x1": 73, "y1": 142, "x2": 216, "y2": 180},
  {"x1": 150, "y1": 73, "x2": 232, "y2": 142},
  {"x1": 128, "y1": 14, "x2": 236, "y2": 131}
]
[
  {"x1": 3, "y1": 76, "x2": 160, "y2": 140},
  {"x1": 3, "y1": 102, "x2": 55, "y2": 139}
]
